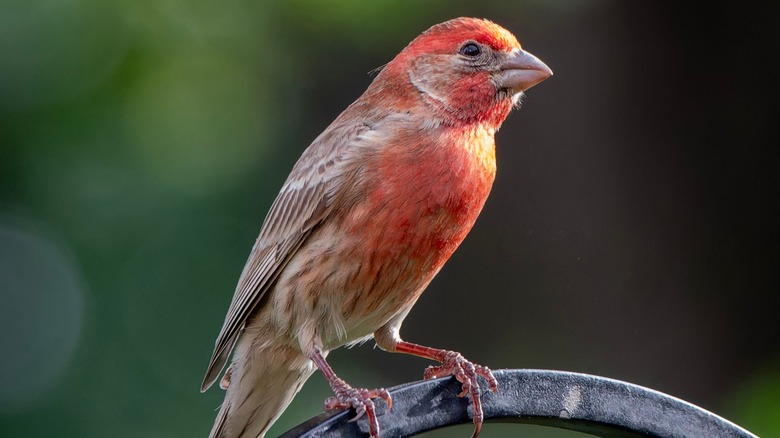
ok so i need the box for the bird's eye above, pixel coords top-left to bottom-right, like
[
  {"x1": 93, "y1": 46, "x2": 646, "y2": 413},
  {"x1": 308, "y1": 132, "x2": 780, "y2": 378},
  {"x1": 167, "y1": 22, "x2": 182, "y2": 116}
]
[{"x1": 459, "y1": 43, "x2": 481, "y2": 57}]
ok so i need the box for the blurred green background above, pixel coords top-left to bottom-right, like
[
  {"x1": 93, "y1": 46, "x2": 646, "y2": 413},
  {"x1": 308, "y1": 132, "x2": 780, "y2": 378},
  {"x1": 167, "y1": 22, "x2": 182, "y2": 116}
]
[{"x1": 1, "y1": 1, "x2": 778, "y2": 437}]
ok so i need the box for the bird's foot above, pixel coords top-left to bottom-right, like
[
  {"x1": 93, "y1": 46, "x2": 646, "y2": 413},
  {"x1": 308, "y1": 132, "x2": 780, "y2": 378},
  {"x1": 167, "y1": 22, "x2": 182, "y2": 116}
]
[
  {"x1": 324, "y1": 378, "x2": 392, "y2": 438},
  {"x1": 423, "y1": 351, "x2": 498, "y2": 438}
]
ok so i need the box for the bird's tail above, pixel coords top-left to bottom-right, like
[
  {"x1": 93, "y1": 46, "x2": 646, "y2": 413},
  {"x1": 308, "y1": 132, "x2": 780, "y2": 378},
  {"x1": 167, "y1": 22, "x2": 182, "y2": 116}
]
[{"x1": 208, "y1": 340, "x2": 316, "y2": 438}]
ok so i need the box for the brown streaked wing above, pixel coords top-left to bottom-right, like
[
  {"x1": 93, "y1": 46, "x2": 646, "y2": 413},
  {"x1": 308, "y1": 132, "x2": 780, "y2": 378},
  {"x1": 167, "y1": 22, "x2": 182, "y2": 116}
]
[{"x1": 201, "y1": 121, "x2": 374, "y2": 392}]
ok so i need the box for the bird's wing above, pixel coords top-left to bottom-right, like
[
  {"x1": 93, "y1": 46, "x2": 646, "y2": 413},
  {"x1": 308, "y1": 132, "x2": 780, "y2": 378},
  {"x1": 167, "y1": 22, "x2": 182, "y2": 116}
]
[{"x1": 201, "y1": 120, "x2": 375, "y2": 391}]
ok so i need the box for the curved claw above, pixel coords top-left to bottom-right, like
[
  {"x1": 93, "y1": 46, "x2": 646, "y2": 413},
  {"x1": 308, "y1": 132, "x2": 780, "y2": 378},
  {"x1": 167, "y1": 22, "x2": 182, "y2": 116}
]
[
  {"x1": 323, "y1": 380, "x2": 392, "y2": 438},
  {"x1": 421, "y1": 351, "x2": 498, "y2": 438},
  {"x1": 471, "y1": 420, "x2": 482, "y2": 438}
]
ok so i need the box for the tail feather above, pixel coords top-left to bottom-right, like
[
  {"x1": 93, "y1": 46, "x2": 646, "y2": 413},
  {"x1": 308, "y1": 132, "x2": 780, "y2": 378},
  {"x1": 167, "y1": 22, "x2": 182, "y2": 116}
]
[
  {"x1": 208, "y1": 401, "x2": 229, "y2": 438},
  {"x1": 207, "y1": 339, "x2": 316, "y2": 438}
]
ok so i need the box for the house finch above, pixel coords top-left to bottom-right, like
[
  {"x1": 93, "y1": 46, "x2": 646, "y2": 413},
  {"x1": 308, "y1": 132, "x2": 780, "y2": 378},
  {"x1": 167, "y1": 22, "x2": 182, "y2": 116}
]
[{"x1": 202, "y1": 17, "x2": 552, "y2": 438}]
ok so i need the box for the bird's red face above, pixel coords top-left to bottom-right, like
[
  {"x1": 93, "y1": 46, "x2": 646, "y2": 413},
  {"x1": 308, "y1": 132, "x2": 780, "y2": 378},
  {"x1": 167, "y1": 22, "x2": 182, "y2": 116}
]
[{"x1": 386, "y1": 18, "x2": 552, "y2": 126}]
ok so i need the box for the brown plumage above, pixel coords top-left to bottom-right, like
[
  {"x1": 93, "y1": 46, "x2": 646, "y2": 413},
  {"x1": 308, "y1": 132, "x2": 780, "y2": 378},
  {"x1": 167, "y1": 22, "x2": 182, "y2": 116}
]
[{"x1": 202, "y1": 17, "x2": 552, "y2": 438}]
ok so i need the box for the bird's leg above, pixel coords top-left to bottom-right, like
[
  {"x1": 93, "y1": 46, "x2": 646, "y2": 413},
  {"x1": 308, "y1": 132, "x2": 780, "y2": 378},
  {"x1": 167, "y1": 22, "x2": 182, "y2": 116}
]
[
  {"x1": 310, "y1": 348, "x2": 392, "y2": 438},
  {"x1": 392, "y1": 341, "x2": 498, "y2": 438}
]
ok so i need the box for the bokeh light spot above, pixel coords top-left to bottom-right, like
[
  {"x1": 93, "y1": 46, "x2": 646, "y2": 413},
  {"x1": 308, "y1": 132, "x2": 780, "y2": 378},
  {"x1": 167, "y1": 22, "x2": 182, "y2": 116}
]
[{"x1": 0, "y1": 224, "x2": 85, "y2": 414}]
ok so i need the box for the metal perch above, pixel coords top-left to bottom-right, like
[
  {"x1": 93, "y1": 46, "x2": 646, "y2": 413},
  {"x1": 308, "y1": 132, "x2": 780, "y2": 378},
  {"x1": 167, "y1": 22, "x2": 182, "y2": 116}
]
[{"x1": 280, "y1": 369, "x2": 757, "y2": 437}]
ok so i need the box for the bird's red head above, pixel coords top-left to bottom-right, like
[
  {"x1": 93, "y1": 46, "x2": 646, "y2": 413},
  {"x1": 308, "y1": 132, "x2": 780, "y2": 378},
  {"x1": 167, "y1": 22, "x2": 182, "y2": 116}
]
[
  {"x1": 403, "y1": 18, "x2": 522, "y2": 58},
  {"x1": 374, "y1": 17, "x2": 552, "y2": 128}
]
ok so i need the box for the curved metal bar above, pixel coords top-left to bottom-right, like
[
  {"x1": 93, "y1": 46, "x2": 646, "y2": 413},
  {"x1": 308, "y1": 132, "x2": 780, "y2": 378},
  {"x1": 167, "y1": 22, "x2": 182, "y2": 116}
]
[{"x1": 279, "y1": 369, "x2": 756, "y2": 437}]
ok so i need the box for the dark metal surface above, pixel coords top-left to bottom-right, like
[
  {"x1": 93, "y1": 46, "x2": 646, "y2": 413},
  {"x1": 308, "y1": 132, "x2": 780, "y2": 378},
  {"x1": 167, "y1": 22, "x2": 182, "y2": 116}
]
[{"x1": 279, "y1": 369, "x2": 756, "y2": 438}]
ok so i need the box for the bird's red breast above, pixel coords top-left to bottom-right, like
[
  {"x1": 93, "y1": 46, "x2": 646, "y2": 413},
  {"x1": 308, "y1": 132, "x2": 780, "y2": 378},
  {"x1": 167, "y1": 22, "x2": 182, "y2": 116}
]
[{"x1": 332, "y1": 122, "x2": 496, "y2": 320}]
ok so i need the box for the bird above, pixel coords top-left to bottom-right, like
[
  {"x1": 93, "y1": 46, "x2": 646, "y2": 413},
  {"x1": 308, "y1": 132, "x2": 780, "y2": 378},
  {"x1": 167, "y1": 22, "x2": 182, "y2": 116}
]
[{"x1": 201, "y1": 17, "x2": 552, "y2": 438}]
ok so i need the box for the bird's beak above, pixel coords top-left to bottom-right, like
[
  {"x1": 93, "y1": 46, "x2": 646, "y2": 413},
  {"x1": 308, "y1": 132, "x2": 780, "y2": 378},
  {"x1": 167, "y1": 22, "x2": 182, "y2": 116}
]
[{"x1": 496, "y1": 49, "x2": 553, "y2": 92}]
